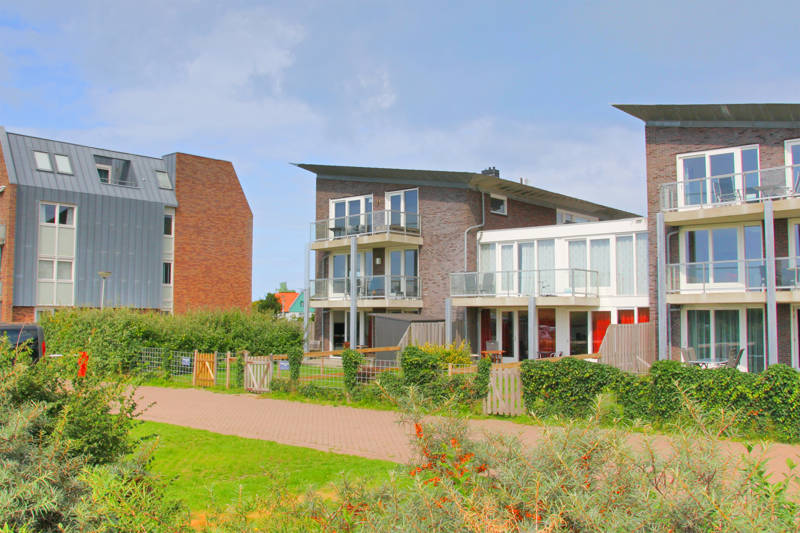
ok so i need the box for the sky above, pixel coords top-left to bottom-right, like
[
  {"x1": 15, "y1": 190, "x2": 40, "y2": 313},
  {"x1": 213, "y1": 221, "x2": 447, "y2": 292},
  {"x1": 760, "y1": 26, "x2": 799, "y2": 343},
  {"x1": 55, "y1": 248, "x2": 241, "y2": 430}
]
[{"x1": 1, "y1": 0, "x2": 799, "y2": 299}]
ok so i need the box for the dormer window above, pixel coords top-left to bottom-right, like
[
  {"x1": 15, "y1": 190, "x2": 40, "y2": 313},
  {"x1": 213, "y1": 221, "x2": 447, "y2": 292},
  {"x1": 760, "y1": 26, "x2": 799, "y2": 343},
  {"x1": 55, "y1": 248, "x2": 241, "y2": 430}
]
[
  {"x1": 489, "y1": 194, "x2": 507, "y2": 215},
  {"x1": 33, "y1": 151, "x2": 52, "y2": 171},
  {"x1": 155, "y1": 170, "x2": 172, "y2": 189},
  {"x1": 96, "y1": 163, "x2": 112, "y2": 183},
  {"x1": 54, "y1": 154, "x2": 72, "y2": 174}
]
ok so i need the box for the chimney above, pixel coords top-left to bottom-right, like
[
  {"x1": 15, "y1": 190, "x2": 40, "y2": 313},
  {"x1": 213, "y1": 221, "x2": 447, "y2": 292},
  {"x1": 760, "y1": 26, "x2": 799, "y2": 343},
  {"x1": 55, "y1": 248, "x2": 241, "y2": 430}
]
[{"x1": 481, "y1": 166, "x2": 499, "y2": 177}]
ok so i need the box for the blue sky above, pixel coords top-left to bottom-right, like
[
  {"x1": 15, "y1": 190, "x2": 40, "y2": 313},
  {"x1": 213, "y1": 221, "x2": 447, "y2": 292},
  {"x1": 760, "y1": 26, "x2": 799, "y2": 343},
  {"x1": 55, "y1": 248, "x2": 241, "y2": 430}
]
[{"x1": 1, "y1": 1, "x2": 798, "y2": 298}]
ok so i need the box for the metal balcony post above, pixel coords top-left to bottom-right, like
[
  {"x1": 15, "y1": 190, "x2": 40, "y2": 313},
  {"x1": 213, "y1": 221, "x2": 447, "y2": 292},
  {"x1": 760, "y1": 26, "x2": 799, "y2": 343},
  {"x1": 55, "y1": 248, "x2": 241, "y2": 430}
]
[
  {"x1": 303, "y1": 242, "x2": 310, "y2": 352},
  {"x1": 349, "y1": 236, "x2": 357, "y2": 347},
  {"x1": 656, "y1": 212, "x2": 668, "y2": 360},
  {"x1": 764, "y1": 201, "x2": 778, "y2": 366}
]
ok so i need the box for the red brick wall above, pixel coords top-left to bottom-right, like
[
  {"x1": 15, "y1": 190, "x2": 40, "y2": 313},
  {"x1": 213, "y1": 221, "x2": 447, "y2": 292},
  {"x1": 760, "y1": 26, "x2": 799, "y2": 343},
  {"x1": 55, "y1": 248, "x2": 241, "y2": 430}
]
[
  {"x1": 12, "y1": 306, "x2": 34, "y2": 323},
  {"x1": 777, "y1": 304, "x2": 792, "y2": 366},
  {"x1": 314, "y1": 178, "x2": 556, "y2": 321},
  {"x1": 645, "y1": 126, "x2": 800, "y2": 352},
  {"x1": 0, "y1": 144, "x2": 16, "y2": 322},
  {"x1": 173, "y1": 153, "x2": 252, "y2": 314}
]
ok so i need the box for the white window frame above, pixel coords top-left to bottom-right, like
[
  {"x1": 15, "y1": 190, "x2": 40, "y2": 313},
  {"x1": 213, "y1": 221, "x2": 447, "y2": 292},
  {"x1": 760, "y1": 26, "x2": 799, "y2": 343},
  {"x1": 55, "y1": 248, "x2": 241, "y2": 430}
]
[
  {"x1": 37, "y1": 202, "x2": 76, "y2": 307},
  {"x1": 387, "y1": 246, "x2": 419, "y2": 298},
  {"x1": 676, "y1": 144, "x2": 760, "y2": 207},
  {"x1": 162, "y1": 261, "x2": 173, "y2": 286},
  {"x1": 785, "y1": 139, "x2": 800, "y2": 191},
  {"x1": 53, "y1": 154, "x2": 73, "y2": 175},
  {"x1": 155, "y1": 170, "x2": 172, "y2": 189},
  {"x1": 678, "y1": 224, "x2": 750, "y2": 292},
  {"x1": 385, "y1": 188, "x2": 420, "y2": 227},
  {"x1": 96, "y1": 163, "x2": 112, "y2": 184},
  {"x1": 556, "y1": 209, "x2": 597, "y2": 225},
  {"x1": 33, "y1": 151, "x2": 53, "y2": 172},
  {"x1": 329, "y1": 194, "x2": 373, "y2": 232},
  {"x1": 489, "y1": 194, "x2": 507, "y2": 216}
]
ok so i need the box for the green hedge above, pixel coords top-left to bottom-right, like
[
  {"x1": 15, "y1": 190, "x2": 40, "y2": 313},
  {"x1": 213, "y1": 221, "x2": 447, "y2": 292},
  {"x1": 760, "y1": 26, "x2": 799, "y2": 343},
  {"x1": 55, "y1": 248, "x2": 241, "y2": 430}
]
[
  {"x1": 520, "y1": 358, "x2": 800, "y2": 442},
  {"x1": 40, "y1": 308, "x2": 303, "y2": 373}
]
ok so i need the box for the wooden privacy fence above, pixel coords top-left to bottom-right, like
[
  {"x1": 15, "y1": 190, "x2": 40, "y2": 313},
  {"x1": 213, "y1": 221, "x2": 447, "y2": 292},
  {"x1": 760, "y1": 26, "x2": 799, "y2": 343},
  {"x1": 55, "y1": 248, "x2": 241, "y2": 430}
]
[
  {"x1": 483, "y1": 364, "x2": 524, "y2": 416},
  {"x1": 398, "y1": 322, "x2": 446, "y2": 349},
  {"x1": 192, "y1": 351, "x2": 216, "y2": 387},
  {"x1": 598, "y1": 323, "x2": 656, "y2": 374}
]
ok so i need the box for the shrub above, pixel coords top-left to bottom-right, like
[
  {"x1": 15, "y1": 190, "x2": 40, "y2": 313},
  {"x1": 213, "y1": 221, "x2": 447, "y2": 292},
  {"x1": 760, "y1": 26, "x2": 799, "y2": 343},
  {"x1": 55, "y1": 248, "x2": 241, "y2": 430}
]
[
  {"x1": 287, "y1": 345, "x2": 304, "y2": 383},
  {"x1": 520, "y1": 357, "x2": 800, "y2": 442},
  {"x1": 417, "y1": 340, "x2": 472, "y2": 366},
  {"x1": 341, "y1": 348, "x2": 364, "y2": 394},
  {"x1": 400, "y1": 345, "x2": 441, "y2": 387},
  {"x1": 40, "y1": 308, "x2": 303, "y2": 374},
  {"x1": 473, "y1": 356, "x2": 492, "y2": 399}
]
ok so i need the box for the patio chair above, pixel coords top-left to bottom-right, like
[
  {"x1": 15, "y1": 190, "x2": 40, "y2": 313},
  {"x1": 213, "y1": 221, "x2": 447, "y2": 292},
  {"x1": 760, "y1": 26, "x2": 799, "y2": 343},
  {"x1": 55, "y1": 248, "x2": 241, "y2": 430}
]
[
  {"x1": 679, "y1": 347, "x2": 697, "y2": 364},
  {"x1": 726, "y1": 347, "x2": 745, "y2": 369}
]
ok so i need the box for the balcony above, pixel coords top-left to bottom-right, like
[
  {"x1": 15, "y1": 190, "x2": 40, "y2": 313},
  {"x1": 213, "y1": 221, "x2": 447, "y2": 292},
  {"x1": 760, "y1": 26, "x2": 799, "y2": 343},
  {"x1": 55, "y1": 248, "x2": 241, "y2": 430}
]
[
  {"x1": 310, "y1": 210, "x2": 422, "y2": 250},
  {"x1": 449, "y1": 269, "x2": 599, "y2": 306},
  {"x1": 665, "y1": 258, "x2": 800, "y2": 304},
  {"x1": 659, "y1": 164, "x2": 800, "y2": 223},
  {"x1": 309, "y1": 275, "x2": 423, "y2": 308}
]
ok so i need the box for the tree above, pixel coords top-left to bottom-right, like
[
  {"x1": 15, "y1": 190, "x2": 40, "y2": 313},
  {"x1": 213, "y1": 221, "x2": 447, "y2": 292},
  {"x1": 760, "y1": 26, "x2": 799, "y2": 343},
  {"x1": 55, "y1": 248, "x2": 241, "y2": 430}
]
[{"x1": 253, "y1": 293, "x2": 281, "y2": 314}]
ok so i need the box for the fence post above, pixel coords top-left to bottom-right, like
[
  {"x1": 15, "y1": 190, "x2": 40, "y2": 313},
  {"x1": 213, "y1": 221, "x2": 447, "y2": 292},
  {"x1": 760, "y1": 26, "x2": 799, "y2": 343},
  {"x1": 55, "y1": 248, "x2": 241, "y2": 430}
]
[
  {"x1": 225, "y1": 351, "x2": 231, "y2": 389},
  {"x1": 266, "y1": 354, "x2": 274, "y2": 392},
  {"x1": 448, "y1": 363, "x2": 453, "y2": 376},
  {"x1": 192, "y1": 350, "x2": 198, "y2": 386}
]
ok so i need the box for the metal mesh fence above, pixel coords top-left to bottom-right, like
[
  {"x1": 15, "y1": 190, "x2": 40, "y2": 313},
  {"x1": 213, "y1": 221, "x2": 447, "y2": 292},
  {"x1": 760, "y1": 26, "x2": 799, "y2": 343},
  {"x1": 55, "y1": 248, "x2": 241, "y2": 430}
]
[{"x1": 136, "y1": 348, "x2": 244, "y2": 388}]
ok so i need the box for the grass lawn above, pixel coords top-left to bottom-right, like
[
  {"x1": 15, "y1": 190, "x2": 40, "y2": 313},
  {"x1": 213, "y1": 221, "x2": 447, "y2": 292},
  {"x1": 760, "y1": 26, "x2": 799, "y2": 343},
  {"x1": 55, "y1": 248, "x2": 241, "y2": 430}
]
[{"x1": 132, "y1": 421, "x2": 402, "y2": 512}]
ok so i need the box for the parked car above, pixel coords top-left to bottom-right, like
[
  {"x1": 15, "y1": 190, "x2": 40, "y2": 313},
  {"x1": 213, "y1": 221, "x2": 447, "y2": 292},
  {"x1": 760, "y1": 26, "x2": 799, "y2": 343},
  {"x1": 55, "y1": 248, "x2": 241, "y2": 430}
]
[{"x1": 0, "y1": 323, "x2": 46, "y2": 363}]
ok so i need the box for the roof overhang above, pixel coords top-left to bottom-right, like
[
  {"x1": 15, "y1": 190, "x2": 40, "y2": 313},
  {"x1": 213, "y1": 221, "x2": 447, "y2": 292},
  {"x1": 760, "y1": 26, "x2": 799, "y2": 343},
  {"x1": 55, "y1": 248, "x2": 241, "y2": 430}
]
[
  {"x1": 296, "y1": 163, "x2": 637, "y2": 220},
  {"x1": 614, "y1": 103, "x2": 800, "y2": 128}
]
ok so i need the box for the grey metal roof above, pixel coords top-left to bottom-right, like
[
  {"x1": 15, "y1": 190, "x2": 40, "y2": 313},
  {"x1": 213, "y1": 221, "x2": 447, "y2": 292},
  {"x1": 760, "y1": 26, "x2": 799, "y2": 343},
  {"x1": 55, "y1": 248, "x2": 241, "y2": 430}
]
[
  {"x1": 614, "y1": 103, "x2": 800, "y2": 127},
  {"x1": 297, "y1": 163, "x2": 637, "y2": 220},
  {"x1": 1, "y1": 129, "x2": 177, "y2": 206}
]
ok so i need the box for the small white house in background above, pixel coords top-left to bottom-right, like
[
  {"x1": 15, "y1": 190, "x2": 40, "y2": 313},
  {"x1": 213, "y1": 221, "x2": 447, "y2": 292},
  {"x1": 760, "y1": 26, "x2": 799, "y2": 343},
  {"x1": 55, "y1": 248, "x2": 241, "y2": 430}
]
[{"x1": 449, "y1": 217, "x2": 650, "y2": 361}]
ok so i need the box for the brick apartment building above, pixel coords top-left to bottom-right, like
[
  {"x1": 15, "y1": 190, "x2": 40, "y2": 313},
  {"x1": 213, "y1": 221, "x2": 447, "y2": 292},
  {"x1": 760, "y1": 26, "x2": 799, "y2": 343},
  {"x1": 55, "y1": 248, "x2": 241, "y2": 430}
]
[
  {"x1": 0, "y1": 128, "x2": 252, "y2": 322},
  {"x1": 299, "y1": 163, "x2": 634, "y2": 351},
  {"x1": 617, "y1": 103, "x2": 800, "y2": 371}
]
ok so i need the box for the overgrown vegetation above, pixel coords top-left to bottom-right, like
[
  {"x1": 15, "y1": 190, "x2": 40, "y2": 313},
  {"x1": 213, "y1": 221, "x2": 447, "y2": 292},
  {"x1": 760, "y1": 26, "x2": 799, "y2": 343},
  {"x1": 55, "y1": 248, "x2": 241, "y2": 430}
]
[
  {"x1": 521, "y1": 358, "x2": 800, "y2": 442},
  {"x1": 195, "y1": 389, "x2": 800, "y2": 532},
  {"x1": 0, "y1": 341, "x2": 187, "y2": 532},
  {"x1": 40, "y1": 307, "x2": 303, "y2": 374}
]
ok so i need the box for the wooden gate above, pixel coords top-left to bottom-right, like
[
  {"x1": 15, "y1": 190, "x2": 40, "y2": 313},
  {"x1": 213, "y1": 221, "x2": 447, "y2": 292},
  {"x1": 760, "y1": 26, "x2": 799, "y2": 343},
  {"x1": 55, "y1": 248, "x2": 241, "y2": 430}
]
[
  {"x1": 483, "y1": 364, "x2": 524, "y2": 416},
  {"x1": 244, "y1": 355, "x2": 274, "y2": 393},
  {"x1": 192, "y1": 351, "x2": 216, "y2": 387}
]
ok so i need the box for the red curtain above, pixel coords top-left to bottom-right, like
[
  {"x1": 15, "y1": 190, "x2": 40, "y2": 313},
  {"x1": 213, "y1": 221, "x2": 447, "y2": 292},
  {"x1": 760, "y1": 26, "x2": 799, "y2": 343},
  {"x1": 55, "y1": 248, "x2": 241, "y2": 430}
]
[
  {"x1": 538, "y1": 308, "x2": 556, "y2": 354},
  {"x1": 618, "y1": 309, "x2": 635, "y2": 324},
  {"x1": 592, "y1": 311, "x2": 611, "y2": 353},
  {"x1": 637, "y1": 307, "x2": 650, "y2": 323}
]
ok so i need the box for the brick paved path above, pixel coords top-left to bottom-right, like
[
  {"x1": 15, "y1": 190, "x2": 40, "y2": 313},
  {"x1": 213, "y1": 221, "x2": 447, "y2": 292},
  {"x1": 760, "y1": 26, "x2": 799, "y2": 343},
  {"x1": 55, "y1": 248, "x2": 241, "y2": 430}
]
[{"x1": 134, "y1": 386, "x2": 800, "y2": 486}]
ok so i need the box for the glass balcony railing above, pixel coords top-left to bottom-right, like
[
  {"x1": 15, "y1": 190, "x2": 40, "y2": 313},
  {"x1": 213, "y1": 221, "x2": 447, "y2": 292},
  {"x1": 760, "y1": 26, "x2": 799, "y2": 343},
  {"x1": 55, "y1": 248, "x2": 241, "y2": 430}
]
[
  {"x1": 449, "y1": 269, "x2": 599, "y2": 298},
  {"x1": 776, "y1": 257, "x2": 800, "y2": 290},
  {"x1": 310, "y1": 210, "x2": 421, "y2": 242},
  {"x1": 309, "y1": 275, "x2": 422, "y2": 300},
  {"x1": 659, "y1": 164, "x2": 800, "y2": 211}
]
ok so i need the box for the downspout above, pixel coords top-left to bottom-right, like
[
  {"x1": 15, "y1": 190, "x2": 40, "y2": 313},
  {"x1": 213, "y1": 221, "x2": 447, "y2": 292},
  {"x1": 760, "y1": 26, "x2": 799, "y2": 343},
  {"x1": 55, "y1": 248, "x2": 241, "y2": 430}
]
[{"x1": 464, "y1": 192, "x2": 486, "y2": 271}]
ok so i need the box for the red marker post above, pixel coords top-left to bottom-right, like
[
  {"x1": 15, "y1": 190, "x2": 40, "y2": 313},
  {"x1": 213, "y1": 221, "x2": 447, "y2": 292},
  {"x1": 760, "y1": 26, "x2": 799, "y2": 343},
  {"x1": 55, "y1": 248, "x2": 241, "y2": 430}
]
[{"x1": 77, "y1": 351, "x2": 89, "y2": 378}]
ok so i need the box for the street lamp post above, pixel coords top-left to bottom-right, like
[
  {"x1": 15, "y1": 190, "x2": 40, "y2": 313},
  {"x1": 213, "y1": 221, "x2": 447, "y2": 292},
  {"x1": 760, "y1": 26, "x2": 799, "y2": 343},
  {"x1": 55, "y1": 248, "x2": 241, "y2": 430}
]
[{"x1": 98, "y1": 271, "x2": 111, "y2": 309}]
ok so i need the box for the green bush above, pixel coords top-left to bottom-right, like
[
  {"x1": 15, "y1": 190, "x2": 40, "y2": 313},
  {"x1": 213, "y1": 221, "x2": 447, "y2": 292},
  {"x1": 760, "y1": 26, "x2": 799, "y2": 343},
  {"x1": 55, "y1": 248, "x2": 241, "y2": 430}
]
[
  {"x1": 40, "y1": 308, "x2": 303, "y2": 374},
  {"x1": 287, "y1": 345, "x2": 304, "y2": 383},
  {"x1": 341, "y1": 348, "x2": 364, "y2": 394},
  {"x1": 417, "y1": 340, "x2": 472, "y2": 365},
  {"x1": 474, "y1": 356, "x2": 492, "y2": 399},
  {"x1": 520, "y1": 358, "x2": 800, "y2": 442},
  {"x1": 400, "y1": 345, "x2": 441, "y2": 387}
]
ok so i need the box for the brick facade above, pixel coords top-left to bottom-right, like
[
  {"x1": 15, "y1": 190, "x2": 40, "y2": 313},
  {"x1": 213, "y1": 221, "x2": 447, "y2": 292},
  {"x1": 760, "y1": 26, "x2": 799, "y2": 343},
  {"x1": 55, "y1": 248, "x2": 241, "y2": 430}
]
[
  {"x1": 646, "y1": 125, "x2": 800, "y2": 364},
  {"x1": 173, "y1": 153, "x2": 252, "y2": 314},
  {"x1": 11, "y1": 306, "x2": 34, "y2": 322},
  {"x1": 313, "y1": 178, "x2": 556, "y2": 339},
  {"x1": 0, "y1": 143, "x2": 15, "y2": 322}
]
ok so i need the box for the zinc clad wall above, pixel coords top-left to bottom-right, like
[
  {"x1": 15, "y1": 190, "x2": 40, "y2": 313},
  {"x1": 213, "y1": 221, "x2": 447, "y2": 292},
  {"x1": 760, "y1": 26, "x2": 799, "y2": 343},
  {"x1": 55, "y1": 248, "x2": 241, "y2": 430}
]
[{"x1": 13, "y1": 185, "x2": 163, "y2": 308}]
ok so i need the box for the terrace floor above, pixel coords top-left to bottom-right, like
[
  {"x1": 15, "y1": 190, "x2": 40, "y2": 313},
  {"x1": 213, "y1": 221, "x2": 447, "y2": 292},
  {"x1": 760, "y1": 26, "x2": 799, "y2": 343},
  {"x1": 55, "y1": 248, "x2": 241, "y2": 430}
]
[{"x1": 134, "y1": 385, "x2": 800, "y2": 490}]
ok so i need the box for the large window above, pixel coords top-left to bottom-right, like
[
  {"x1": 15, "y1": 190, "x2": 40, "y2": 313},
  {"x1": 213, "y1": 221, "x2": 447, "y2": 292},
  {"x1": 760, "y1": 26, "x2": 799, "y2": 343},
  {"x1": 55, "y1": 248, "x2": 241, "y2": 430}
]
[
  {"x1": 386, "y1": 188, "x2": 419, "y2": 229},
  {"x1": 686, "y1": 309, "x2": 749, "y2": 365},
  {"x1": 37, "y1": 202, "x2": 76, "y2": 307},
  {"x1": 685, "y1": 227, "x2": 739, "y2": 284},
  {"x1": 589, "y1": 238, "x2": 610, "y2": 287},
  {"x1": 569, "y1": 311, "x2": 588, "y2": 355},
  {"x1": 330, "y1": 195, "x2": 373, "y2": 236},
  {"x1": 677, "y1": 145, "x2": 759, "y2": 205}
]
